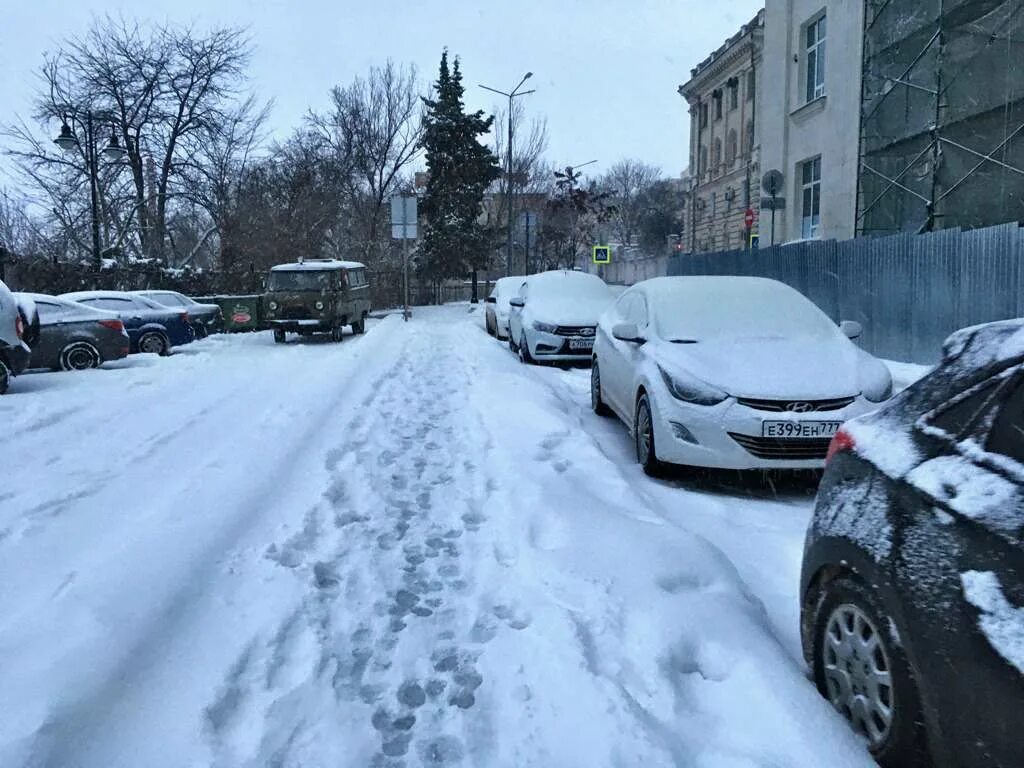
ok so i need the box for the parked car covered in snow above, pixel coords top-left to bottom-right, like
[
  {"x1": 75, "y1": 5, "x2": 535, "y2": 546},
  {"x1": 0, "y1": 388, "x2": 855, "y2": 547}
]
[
  {"x1": 19, "y1": 293, "x2": 130, "y2": 370},
  {"x1": 507, "y1": 270, "x2": 614, "y2": 364},
  {"x1": 59, "y1": 291, "x2": 194, "y2": 356},
  {"x1": 591, "y1": 276, "x2": 892, "y2": 473},
  {"x1": 132, "y1": 290, "x2": 223, "y2": 337},
  {"x1": 0, "y1": 278, "x2": 32, "y2": 394},
  {"x1": 801, "y1": 318, "x2": 1024, "y2": 768},
  {"x1": 484, "y1": 275, "x2": 525, "y2": 340}
]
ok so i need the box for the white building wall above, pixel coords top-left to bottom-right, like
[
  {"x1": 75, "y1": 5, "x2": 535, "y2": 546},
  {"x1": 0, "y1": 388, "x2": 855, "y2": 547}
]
[{"x1": 759, "y1": 0, "x2": 863, "y2": 244}]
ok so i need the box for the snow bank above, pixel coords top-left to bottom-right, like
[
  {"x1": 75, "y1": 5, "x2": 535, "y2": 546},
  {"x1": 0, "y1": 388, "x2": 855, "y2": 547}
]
[{"x1": 961, "y1": 571, "x2": 1024, "y2": 674}]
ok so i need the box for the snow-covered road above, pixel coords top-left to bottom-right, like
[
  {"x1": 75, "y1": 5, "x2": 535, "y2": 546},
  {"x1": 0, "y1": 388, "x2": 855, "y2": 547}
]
[{"x1": 1, "y1": 305, "x2": 877, "y2": 768}]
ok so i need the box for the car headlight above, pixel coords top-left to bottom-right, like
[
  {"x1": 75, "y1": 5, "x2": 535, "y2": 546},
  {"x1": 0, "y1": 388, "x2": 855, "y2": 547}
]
[
  {"x1": 658, "y1": 365, "x2": 728, "y2": 406},
  {"x1": 268, "y1": 300, "x2": 279, "y2": 311},
  {"x1": 533, "y1": 320, "x2": 558, "y2": 333},
  {"x1": 315, "y1": 300, "x2": 325, "y2": 310}
]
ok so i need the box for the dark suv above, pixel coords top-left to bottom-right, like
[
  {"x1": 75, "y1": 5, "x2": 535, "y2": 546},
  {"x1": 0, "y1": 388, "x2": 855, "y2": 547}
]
[{"x1": 801, "y1": 319, "x2": 1024, "y2": 768}]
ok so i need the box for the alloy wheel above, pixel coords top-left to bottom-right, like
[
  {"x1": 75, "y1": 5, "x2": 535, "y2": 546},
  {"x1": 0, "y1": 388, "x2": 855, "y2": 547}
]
[
  {"x1": 822, "y1": 603, "x2": 895, "y2": 748},
  {"x1": 636, "y1": 400, "x2": 652, "y2": 465}
]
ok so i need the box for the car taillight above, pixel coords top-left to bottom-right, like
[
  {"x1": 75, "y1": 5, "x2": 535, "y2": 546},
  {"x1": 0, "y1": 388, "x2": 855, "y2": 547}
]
[
  {"x1": 98, "y1": 319, "x2": 124, "y2": 332},
  {"x1": 180, "y1": 312, "x2": 190, "y2": 323},
  {"x1": 826, "y1": 428, "x2": 856, "y2": 464},
  {"x1": 14, "y1": 315, "x2": 24, "y2": 340}
]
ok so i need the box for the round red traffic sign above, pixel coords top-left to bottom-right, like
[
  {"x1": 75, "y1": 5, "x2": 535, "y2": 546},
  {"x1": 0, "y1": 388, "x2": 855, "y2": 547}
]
[{"x1": 744, "y1": 208, "x2": 755, "y2": 228}]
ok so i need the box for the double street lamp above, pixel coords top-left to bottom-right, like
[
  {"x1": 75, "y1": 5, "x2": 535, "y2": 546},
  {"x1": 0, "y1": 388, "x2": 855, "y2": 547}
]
[
  {"x1": 480, "y1": 72, "x2": 535, "y2": 282},
  {"x1": 53, "y1": 110, "x2": 127, "y2": 269}
]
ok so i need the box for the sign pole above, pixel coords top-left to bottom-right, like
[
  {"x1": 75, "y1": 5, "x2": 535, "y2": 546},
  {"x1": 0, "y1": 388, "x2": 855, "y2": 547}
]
[{"x1": 402, "y1": 196, "x2": 410, "y2": 322}]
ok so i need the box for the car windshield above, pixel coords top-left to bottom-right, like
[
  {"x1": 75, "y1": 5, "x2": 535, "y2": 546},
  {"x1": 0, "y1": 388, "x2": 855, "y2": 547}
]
[
  {"x1": 268, "y1": 270, "x2": 334, "y2": 291},
  {"x1": 653, "y1": 280, "x2": 841, "y2": 342},
  {"x1": 529, "y1": 274, "x2": 612, "y2": 304}
]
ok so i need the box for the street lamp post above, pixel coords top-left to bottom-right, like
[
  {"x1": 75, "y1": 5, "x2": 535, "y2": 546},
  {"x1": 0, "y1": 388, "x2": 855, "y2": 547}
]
[
  {"x1": 54, "y1": 109, "x2": 127, "y2": 270},
  {"x1": 480, "y1": 73, "x2": 535, "y2": 288}
]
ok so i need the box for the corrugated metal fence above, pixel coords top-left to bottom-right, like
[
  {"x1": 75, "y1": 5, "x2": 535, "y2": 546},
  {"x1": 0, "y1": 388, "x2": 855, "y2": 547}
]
[{"x1": 667, "y1": 222, "x2": 1024, "y2": 364}]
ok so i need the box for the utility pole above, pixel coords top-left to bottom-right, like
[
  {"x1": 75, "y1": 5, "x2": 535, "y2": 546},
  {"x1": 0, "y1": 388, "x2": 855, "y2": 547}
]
[{"x1": 480, "y1": 73, "x2": 535, "y2": 277}]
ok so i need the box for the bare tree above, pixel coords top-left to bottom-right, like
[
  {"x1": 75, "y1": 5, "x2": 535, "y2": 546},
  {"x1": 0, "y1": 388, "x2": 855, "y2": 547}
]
[
  {"x1": 4, "y1": 17, "x2": 254, "y2": 264},
  {"x1": 600, "y1": 158, "x2": 662, "y2": 247},
  {"x1": 310, "y1": 60, "x2": 422, "y2": 266}
]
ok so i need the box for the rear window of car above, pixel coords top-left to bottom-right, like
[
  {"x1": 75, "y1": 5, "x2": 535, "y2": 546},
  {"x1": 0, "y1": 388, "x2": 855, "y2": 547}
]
[
  {"x1": 35, "y1": 301, "x2": 64, "y2": 319},
  {"x1": 82, "y1": 298, "x2": 133, "y2": 311},
  {"x1": 151, "y1": 293, "x2": 188, "y2": 307}
]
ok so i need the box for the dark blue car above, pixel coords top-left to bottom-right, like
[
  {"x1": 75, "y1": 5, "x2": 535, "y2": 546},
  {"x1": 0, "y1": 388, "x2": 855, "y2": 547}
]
[{"x1": 60, "y1": 291, "x2": 194, "y2": 356}]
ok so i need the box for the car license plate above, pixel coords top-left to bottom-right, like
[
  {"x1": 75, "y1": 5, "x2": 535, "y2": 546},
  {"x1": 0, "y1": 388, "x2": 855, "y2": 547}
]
[
  {"x1": 762, "y1": 421, "x2": 841, "y2": 439},
  {"x1": 569, "y1": 338, "x2": 593, "y2": 351}
]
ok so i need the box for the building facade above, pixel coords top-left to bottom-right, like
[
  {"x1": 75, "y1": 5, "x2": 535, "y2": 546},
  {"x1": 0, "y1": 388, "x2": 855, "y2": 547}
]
[
  {"x1": 679, "y1": 11, "x2": 764, "y2": 254},
  {"x1": 759, "y1": 0, "x2": 864, "y2": 244}
]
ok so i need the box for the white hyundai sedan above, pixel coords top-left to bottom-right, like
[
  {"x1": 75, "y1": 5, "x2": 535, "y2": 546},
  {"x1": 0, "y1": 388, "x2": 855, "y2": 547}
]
[
  {"x1": 508, "y1": 270, "x2": 615, "y2": 364},
  {"x1": 591, "y1": 276, "x2": 893, "y2": 473}
]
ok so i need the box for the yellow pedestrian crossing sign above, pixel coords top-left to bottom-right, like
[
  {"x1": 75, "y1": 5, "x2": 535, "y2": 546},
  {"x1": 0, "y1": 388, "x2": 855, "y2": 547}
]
[{"x1": 592, "y1": 245, "x2": 611, "y2": 264}]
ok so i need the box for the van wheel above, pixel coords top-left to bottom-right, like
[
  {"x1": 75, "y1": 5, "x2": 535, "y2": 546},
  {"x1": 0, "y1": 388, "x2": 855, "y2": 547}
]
[
  {"x1": 138, "y1": 331, "x2": 169, "y2": 356},
  {"x1": 273, "y1": 329, "x2": 286, "y2": 344},
  {"x1": 352, "y1": 315, "x2": 366, "y2": 334},
  {"x1": 60, "y1": 341, "x2": 102, "y2": 371},
  {"x1": 0, "y1": 358, "x2": 10, "y2": 394},
  {"x1": 332, "y1": 324, "x2": 345, "y2": 343}
]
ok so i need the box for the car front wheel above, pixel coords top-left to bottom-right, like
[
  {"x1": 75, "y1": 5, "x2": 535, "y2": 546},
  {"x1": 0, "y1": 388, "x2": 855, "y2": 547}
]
[
  {"x1": 591, "y1": 362, "x2": 612, "y2": 416},
  {"x1": 518, "y1": 334, "x2": 534, "y2": 365},
  {"x1": 0, "y1": 358, "x2": 10, "y2": 395},
  {"x1": 635, "y1": 393, "x2": 663, "y2": 475},
  {"x1": 811, "y1": 577, "x2": 928, "y2": 767},
  {"x1": 273, "y1": 329, "x2": 286, "y2": 344}
]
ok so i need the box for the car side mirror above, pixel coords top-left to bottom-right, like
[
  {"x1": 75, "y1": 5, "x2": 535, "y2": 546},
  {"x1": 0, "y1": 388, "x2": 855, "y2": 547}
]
[
  {"x1": 486, "y1": 296, "x2": 497, "y2": 304},
  {"x1": 840, "y1": 320, "x2": 863, "y2": 340},
  {"x1": 509, "y1": 297, "x2": 525, "y2": 308},
  {"x1": 612, "y1": 323, "x2": 644, "y2": 343}
]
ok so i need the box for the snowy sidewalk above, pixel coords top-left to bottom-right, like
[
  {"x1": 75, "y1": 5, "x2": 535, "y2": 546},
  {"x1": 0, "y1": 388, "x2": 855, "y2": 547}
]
[{"x1": 0, "y1": 307, "x2": 875, "y2": 768}]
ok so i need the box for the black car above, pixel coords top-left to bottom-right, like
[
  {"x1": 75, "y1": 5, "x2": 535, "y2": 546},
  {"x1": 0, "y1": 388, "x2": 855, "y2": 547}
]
[
  {"x1": 132, "y1": 290, "x2": 223, "y2": 337},
  {"x1": 20, "y1": 293, "x2": 130, "y2": 370},
  {"x1": 801, "y1": 319, "x2": 1024, "y2": 768}
]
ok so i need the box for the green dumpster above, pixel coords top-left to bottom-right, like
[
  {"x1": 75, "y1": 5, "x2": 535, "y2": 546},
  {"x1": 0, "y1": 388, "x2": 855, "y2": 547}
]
[{"x1": 195, "y1": 295, "x2": 264, "y2": 332}]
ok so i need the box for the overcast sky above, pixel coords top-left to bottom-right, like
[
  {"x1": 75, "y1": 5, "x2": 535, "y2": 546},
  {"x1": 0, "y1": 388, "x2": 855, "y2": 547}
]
[{"x1": 1, "y1": 0, "x2": 763, "y2": 182}]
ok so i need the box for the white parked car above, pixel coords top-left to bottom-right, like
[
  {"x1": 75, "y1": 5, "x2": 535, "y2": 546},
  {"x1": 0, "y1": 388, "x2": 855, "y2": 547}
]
[
  {"x1": 591, "y1": 276, "x2": 893, "y2": 473},
  {"x1": 484, "y1": 275, "x2": 526, "y2": 340},
  {"x1": 507, "y1": 270, "x2": 615, "y2": 364}
]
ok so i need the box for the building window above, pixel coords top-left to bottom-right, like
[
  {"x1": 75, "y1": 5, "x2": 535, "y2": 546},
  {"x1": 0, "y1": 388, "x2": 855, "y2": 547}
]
[
  {"x1": 699, "y1": 102, "x2": 709, "y2": 129},
  {"x1": 728, "y1": 78, "x2": 739, "y2": 110},
  {"x1": 747, "y1": 68, "x2": 755, "y2": 101},
  {"x1": 806, "y1": 14, "x2": 826, "y2": 102},
  {"x1": 712, "y1": 138, "x2": 722, "y2": 170},
  {"x1": 801, "y1": 156, "x2": 822, "y2": 238},
  {"x1": 711, "y1": 191, "x2": 717, "y2": 217},
  {"x1": 726, "y1": 129, "x2": 738, "y2": 165},
  {"x1": 713, "y1": 89, "x2": 723, "y2": 120},
  {"x1": 699, "y1": 146, "x2": 708, "y2": 175}
]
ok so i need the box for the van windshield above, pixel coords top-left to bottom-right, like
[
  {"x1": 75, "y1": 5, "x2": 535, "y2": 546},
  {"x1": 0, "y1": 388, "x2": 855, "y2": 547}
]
[{"x1": 267, "y1": 270, "x2": 334, "y2": 291}]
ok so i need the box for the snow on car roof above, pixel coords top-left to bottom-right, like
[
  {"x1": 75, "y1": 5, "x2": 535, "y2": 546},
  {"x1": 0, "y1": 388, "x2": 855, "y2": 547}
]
[
  {"x1": 942, "y1": 318, "x2": 1024, "y2": 374},
  {"x1": 60, "y1": 290, "x2": 137, "y2": 300},
  {"x1": 270, "y1": 259, "x2": 366, "y2": 271},
  {"x1": 636, "y1": 276, "x2": 837, "y2": 340}
]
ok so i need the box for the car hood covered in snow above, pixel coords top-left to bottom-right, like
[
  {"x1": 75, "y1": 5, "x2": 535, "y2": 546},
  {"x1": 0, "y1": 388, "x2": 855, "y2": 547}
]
[
  {"x1": 655, "y1": 336, "x2": 876, "y2": 399},
  {"x1": 523, "y1": 271, "x2": 614, "y2": 326}
]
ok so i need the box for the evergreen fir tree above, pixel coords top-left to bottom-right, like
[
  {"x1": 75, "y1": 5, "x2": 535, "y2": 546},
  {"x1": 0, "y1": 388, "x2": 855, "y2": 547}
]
[{"x1": 418, "y1": 51, "x2": 500, "y2": 284}]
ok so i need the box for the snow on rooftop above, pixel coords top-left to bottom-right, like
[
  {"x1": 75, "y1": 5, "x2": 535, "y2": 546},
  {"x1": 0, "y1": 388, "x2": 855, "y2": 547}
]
[{"x1": 270, "y1": 259, "x2": 366, "y2": 271}]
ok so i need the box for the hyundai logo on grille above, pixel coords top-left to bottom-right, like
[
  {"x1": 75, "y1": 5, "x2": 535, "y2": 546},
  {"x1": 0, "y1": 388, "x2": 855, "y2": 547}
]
[{"x1": 786, "y1": 402, "x2": 815, "y2": 413}]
